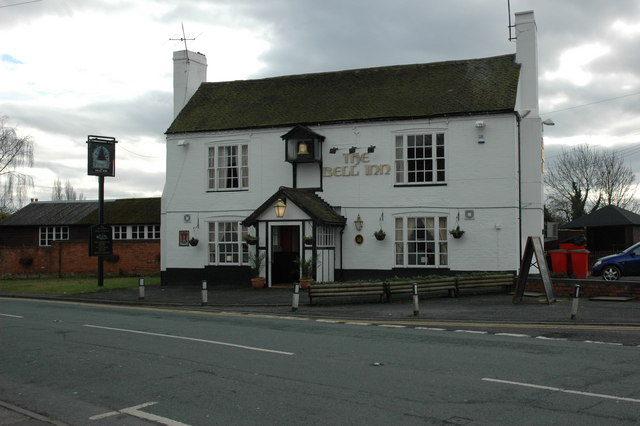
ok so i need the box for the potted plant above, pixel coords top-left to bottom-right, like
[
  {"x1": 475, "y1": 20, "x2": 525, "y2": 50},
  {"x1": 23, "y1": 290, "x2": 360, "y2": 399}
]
[
  {"x1": 304, "y1": 235, "x2": 315, "y2": 246},
  {"x1": 189, "y1": 237, "x2": 199, "y2": 246},
  {"x1": 248, "y1": 251, "x2": 267, "y2": 288},
  {"x1": 295, "y1": 255, "x2": 317, "y2": 289},
  {"x1": 374, "y1": 229, "x2": 386, "y2": 241},
  {"x1": 449, "y1": 226, "x2": 465, "y2": 239},
  {"x1": 243, "y1": 235, "x2": 258, "y2": 246}
]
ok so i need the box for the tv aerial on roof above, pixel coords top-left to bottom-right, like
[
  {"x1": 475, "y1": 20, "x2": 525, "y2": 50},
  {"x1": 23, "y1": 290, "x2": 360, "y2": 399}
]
[{"x1": 169, "y1": 22, "x2": 202, "y2": 53}]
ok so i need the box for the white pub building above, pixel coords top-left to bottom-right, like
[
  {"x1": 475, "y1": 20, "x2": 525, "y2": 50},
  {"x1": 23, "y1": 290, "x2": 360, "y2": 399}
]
[{"x1": 161, "y1": 11, "x2": 544, "y2": 286}]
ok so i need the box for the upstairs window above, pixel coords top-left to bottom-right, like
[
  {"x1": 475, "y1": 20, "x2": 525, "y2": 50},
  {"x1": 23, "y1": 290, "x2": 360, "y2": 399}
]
[
  {"x1": 395, "y1": 133, "x2": 445, "y2": 184},
  {"x1": 208, "y1": 144, "x2": 249, "y2": 191}
]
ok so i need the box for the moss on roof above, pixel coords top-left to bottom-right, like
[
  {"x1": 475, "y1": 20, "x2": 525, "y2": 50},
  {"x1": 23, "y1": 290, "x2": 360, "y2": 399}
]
[
  {"x1": 167, "y1": 54, "x2": 520, "y2": 134},
  {"x1": 77, "y1": 198, "x2": 160, "y2": 225}
]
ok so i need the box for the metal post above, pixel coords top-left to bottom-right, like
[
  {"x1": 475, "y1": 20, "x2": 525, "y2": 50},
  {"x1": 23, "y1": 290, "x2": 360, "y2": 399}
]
[
  {"x1": 138, "y1": 277, "x2": 145, "y2": 300},
  {"x1": 412, "y1": 283, "x2": 419, "y2": 316},
  {"x1": 570, "y1": 284, "x2": 580, "y2": 320},
  {"x1": 97, "y1": 175, "x2": 104, "y2": 287},
  {"x1": 292, "y1": 283, "x2": 300, "y2": 312},
  {"x1": 201, "y1": 280, "x2": 208, "y2": 306}
]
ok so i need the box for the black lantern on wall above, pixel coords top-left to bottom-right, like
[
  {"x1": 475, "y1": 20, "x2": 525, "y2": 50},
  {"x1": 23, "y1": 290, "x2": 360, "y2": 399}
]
[{"x1": 282, "y1": 125, "x2": 325, "y2": 164}]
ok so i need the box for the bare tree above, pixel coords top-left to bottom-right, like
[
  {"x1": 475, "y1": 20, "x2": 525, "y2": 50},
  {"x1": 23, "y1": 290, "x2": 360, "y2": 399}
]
[
  {"x1": 598, "y1": 151, "x2": 637, "y2": 209},
  {"x1": 545, "y1": 144, "x2": 638, "y2": 222},
  {"x1": 51, "y1": 177, "x2": 64, "y2": 200},
  {"x1": 0, "y1": 116, "x2": 34, "y2": 213},
  {"x1": 52, "y1": 177, "x2": 84, "y2": 201}
]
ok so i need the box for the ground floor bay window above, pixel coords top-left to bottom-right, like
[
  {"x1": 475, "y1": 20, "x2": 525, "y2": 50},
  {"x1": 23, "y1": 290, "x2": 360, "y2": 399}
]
[
  {"x1": 208, "y1": 221, "x2": 249, "y2": 265},
  {"x1": 395, "y1": 216, "x2": 448, "y2": 267}
]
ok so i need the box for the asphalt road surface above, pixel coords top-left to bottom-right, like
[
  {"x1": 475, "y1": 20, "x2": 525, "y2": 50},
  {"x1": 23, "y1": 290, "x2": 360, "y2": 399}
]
[{"x1": 1, "y1": 298, "x2": 639, "y2": 425}]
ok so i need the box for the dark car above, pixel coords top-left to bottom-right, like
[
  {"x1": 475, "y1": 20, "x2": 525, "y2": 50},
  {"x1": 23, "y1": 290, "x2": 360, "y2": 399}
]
[{"x1": 591, "y1": 242, "x2": 640, "y2": 281}]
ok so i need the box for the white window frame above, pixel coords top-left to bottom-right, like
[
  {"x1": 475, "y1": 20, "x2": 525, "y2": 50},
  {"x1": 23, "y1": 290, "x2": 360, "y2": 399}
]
[
  {"x1": 113, "y1": 225, "x2": 128, "y2": 240},
  {"x1": 39, "y1": 226, "x2": 69, "y2": 246},
  {"x1": 112, "y1": 225, "x2": 160, "y2": 240},
  {"x1": 208, "y1": 221, "x2": 249, "y2": 265},
  {"x1": 395, "y1": 132, "x2": 446, "y2": 185},
  {"x1": 316, "y1": 225, "x2": 335, "y2": 247},
  {"x1": 207, "y1": 143, "x2": 249, "y2": 191},
  {"x1": 394, "y1": 215, "x2": 448, "y2": 267}
]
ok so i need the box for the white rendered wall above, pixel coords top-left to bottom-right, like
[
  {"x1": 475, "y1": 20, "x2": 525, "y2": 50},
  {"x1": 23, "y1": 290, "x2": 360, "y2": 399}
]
[{"x1": 162, "y1": 113, "x2": 524, "y2": 273}]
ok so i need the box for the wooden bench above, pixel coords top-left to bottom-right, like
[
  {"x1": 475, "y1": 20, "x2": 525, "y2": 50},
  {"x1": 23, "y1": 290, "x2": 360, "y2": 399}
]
[
  {"x1": 455, "y1": 274, "x2": 515, "y2": 296},
  {"x1": 384, "y1": 278, "x2": 457, "y2": 302},
  {"x1": 307, "y1": 282, "x2": 385, "y2": 305}
]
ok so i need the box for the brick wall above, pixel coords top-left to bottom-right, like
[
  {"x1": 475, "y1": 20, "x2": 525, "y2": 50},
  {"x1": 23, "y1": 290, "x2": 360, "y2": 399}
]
[
  {"x1": 0, "y1": 240, "x2": 160, "y2": 278},
  {"x1": 526, "y1": 277, "x2": 640, "y2": 298}
]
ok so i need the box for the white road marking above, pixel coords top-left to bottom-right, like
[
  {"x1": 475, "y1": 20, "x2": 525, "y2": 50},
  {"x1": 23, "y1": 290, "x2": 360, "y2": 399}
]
[
  {"x1": 415, "y1": 327, "x2": 446, "y2": 331},
  {"x1": 83, "y1": 324, "x2": 294, "y2": 356},
  {"x1": 482, "y1": 378, "x2": 640, "y2": 403},
  {"x1": 454, "y1": 330, "x2": 488, "y2": 334},
  {"x1": 345, "y1": 322, "x2": 372, "y2": 326},
  {"x1": 535, "y1": 336, "x2": 567, "y2": 341},
  {"x1": 91, "y1": 402, "x2": 190, "y2": 425},
  {"x1": 379, "y1": 324, "x2": 407, "y2": 328},
  {"x1": 0, "y1": 313, "x2": 23, "y2": 318},
  {"x1": 315, "y1": 319, "x2": 340, "y2": 323},
  {"x1": 584, "y1": 340, "x2": 623, "y2": 346},
  {"x1": 495, "y1": 333, "x2": 530, "y2": 338}
]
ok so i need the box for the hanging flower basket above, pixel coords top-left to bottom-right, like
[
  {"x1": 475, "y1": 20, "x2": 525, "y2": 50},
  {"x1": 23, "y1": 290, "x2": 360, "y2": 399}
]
[
  {"x1": 189, "y1": 237, "x2": 199, "y2": 246},
  {"x1": 449, "y1": 226, "x2": 465, "y2": 239},
  {"x1": 304, "y1": 236, "x2": 315, "y2": 245},
  {"x1": 374, "y1": 229, "x2": 386, "y2": 241},
  {"x1": 243, "y1": 235, "x2": 258, "y2": 245}
]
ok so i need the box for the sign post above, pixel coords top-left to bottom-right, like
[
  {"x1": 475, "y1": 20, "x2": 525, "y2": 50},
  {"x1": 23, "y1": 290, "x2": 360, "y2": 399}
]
[{"x1": 87, "y1": 135, "x2": 117, "y2": 287}]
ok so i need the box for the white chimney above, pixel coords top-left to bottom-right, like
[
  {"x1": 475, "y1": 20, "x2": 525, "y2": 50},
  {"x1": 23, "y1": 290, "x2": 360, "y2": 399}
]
[
  {"x1": 173, "y1": 50, "x2": 207, "y2": 118},
  {"x1": 514, "y1": 11, "x2": 538, "y2": 117}
]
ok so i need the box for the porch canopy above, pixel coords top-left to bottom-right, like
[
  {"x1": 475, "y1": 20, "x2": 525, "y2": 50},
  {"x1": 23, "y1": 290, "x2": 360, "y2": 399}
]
[{"x1": 242, "y1": 186, "x2": 346, "y2": 227}]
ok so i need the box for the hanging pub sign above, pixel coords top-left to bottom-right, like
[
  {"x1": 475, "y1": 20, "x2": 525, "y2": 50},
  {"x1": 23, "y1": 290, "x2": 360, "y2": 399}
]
[
  {"x1": 87, "y1": 135, "x2": 117, "y2": 177},
  {"x1": 89, "y1": 224, "x2": 113, "y2": 256}
]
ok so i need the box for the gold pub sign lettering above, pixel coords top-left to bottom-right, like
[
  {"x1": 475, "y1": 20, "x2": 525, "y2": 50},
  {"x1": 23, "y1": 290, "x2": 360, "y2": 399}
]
[{"x1": 323, "y1": 153, "x2": 391, "y2": 177}]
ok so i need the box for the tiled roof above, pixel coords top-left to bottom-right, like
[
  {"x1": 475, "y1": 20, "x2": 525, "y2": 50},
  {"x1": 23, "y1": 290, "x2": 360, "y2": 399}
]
[
  {"x1": 167, "y1": 54, "x2": 520, "y2": 134},
  {"x1": 76, "y1": 198, "x2": 161, "y2": 224},
  {"x1": 243, "y1": 187, "x2": 346, "y2": 227},
  {"x1": 0, "y1": 198, "x2": 160, "y2": 227},
  {"x1": 0, "y1": 201, "x2": 99, "y2": 226},
  {"x1": 562, "y1": 205, "x2": 640, "y2": 229}
]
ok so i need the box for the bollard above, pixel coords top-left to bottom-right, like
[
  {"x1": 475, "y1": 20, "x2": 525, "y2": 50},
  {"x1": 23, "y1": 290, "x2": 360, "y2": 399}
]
[
  {"x1": 292, "y1": 283, "x2": 300, "y2": 312},
  {"x1": 412, "y1": 283, "x2": 419, "y2": 316},
  {"x1": 570, "y1": 284, "x2": 580, "y2": 320},
  {"x1": 138, "y1": 277, "x2": 145, "y2": 300},
  {"x1": 201, "y1": 280, "x2": 208, "y2": 306}
]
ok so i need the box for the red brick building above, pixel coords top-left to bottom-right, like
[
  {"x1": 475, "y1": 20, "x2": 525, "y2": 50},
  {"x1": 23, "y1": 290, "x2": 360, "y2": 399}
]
[{"x1": 0, "y1": 198, "x2": 160, "y2": 278}]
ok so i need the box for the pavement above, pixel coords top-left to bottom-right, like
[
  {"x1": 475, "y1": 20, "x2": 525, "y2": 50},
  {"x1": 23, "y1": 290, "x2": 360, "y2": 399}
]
[{"x1": 2, "y1": 282, "x2": 639, "y2": 326}]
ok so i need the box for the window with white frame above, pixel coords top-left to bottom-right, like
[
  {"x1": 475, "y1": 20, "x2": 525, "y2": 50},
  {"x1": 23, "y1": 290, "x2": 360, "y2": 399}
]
[
  {"x1": 395, "y1": 133, "x2": 445, "y2": 184},
  {"x1": 208, "y1": 221, "x2": 249, "y2": 264},
  {"x1": 316, "y1": 225, "x2": 335, "y2": 247},
  {"x1": 394, "y1": 216, "x2": 448, "y2": 267},
  {"x1": 112, "y1": 225, "x2": 160, "y2": 240},
  {"x1": 39, "y1": 226, "x2": 69, "y2": 246},
  {"x1": 207, "y1": 144, "x2": 249, "y2": 190}
]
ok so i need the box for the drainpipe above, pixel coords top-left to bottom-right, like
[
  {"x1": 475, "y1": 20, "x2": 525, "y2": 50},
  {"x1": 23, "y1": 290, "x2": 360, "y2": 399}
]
[
  {"x1": 339, "y1": 226, "x2": 344, "y2": 281},
  {"x1": 515, "y1": 111, "x2": 524, "y2": 268}
]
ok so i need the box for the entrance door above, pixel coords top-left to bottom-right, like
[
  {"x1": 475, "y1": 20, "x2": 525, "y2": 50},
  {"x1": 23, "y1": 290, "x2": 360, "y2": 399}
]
[{"x1": 271, "y1": 225, "x2": 300, "y2": 284}]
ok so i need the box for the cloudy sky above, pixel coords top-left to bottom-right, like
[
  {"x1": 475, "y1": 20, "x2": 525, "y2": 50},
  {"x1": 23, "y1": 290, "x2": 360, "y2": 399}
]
[{"x1": 2, "y1": 0, "x2": 640, "y2": 203}]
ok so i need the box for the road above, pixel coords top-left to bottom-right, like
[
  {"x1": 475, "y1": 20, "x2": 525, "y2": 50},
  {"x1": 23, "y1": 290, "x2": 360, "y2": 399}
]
[{"x1": 1, "y1": 298, "x2": 639, "y2": 425}]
